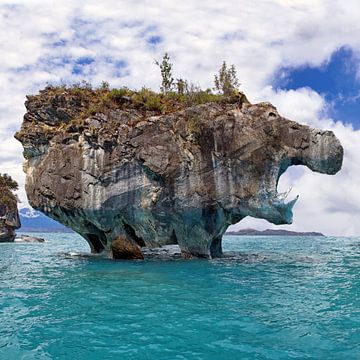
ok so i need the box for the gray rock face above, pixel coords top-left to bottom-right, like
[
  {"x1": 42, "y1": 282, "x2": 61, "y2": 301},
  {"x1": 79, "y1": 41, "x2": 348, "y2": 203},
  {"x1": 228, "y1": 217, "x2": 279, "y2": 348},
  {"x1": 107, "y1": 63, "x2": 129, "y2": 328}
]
[
  {"x1": 15, "y1": 88, "x2": 343, "y2": 258},
  {"x1": 0, "y1": 194, "x2": 20, "y2": 243}
]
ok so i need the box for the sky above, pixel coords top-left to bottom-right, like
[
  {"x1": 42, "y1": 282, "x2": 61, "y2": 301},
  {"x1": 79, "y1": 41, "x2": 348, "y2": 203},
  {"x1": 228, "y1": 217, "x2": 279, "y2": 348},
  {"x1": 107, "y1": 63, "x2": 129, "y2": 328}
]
[{"x1": 0, "y1": 0, "x2": 359, "y2": 236}]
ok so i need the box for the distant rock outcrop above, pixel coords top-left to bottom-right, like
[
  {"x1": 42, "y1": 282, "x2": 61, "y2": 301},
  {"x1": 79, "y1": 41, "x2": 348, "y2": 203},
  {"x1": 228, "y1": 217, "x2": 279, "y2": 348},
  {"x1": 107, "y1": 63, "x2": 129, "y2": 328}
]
[
  {"x1": 15, "y1": 235, "x2": 45, "y2": 243},
  {"x1": 0, "y1": 175, "x2": 21, "y2": 242},
  {"x1": 226, "y1": 228, "x2": 325, "y2": 236},
  {"x1": 15, "y1": 87, "x2": 343, "y2": 258}
]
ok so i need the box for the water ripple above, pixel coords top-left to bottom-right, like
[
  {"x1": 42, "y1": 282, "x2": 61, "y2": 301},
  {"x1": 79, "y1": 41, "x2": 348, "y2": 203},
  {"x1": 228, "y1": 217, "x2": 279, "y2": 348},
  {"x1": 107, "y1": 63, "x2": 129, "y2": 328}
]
[{"x1": 0, "y1": 233, "x2": 359, "y2": 359}]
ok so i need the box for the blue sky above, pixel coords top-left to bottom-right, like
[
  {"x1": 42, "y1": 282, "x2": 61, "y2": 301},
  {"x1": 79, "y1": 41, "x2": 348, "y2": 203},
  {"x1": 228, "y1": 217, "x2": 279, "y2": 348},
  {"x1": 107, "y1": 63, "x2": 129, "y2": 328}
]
[
  {"x1": 0, "y1": 0, "x2": 359, "y2": 235},
  {"x1": 274, "y1": 46, "x2": 360, "y2": 128}
]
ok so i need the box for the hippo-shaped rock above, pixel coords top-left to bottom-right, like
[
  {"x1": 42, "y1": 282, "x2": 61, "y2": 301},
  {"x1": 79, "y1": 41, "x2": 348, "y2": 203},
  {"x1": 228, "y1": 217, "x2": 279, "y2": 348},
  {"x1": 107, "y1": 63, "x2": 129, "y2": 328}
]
[{"x1": 15, "y1": 88, "x2": 343, "y2": 258}]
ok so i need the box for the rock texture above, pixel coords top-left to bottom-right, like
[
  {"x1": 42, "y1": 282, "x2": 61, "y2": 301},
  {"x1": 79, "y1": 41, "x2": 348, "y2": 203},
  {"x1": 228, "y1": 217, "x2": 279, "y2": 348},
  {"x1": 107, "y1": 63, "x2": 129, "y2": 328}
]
[
  {"x1": 0, "y1": 189, "x2": 20, "y2": 242},
  {"x1": 15, "y1": 88, "x2": 343, "y2": 258}
]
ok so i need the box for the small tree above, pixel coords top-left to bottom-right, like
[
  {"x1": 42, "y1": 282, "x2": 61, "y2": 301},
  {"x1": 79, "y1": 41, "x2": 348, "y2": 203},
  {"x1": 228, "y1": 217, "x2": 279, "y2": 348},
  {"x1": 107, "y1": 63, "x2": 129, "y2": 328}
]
[
  {"x1": 214, "y1": 61, "x2": 240, "y2": 96},
  {"x1": 0, "y1": 174, "x2": 18, "y2": 191},
  {"x1": 155, "y1": 53, "x2": 174, "y2": 94},
  {"x1": 99, "y1": 81, "x2": 110, "y2": 91},
  {"x1": 176, "y1": 78, "x2": 188, "y2": 95}
]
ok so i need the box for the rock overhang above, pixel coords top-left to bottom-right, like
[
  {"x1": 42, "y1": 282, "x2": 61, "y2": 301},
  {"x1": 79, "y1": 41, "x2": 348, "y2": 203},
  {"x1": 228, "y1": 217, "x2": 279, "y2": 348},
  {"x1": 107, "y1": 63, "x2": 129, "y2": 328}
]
[{"x1": 15, "y1": 87, "x2": 344, "y2": 258}]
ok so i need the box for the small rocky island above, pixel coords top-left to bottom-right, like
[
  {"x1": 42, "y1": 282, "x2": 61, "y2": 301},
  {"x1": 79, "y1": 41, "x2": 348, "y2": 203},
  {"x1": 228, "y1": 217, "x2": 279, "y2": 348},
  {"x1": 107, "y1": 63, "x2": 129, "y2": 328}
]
[
  {"x1": 0, "y1": 174, "x2": 21, "y2": 242},
  {"x1": 15, "y1": 80, "x2": 343, "y2": 259},
  {"x1": 226, "y1": 229, "x2": 325, "y2": 236}
]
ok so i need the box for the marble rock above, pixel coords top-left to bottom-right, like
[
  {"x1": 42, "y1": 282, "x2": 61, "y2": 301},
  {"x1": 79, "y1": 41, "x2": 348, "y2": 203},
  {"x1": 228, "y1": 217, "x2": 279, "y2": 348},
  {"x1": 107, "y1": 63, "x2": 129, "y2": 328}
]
[{"x1": 15, "y1": 88, "x2": 343, "y2": 258}]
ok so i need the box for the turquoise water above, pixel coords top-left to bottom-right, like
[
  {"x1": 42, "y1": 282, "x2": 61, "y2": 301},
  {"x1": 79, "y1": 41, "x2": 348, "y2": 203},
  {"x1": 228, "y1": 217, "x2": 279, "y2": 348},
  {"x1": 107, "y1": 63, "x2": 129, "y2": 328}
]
[{"x1": 0, "y1": 234, "x2": 359, "y2": 359}]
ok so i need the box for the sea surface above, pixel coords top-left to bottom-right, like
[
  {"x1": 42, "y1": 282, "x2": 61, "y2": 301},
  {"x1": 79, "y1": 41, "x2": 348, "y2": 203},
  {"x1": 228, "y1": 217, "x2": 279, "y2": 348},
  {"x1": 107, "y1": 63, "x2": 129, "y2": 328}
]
[{"x1": 0, "y1": 233, "x2": 359, "y2": 359}]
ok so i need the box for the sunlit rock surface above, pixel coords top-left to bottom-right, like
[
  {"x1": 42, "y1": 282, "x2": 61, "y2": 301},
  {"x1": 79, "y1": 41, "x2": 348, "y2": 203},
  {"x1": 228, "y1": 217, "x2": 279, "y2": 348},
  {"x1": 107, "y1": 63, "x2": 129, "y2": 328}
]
[{"x1": 16, "y1": 88, "x2": 343, "y2": 258}]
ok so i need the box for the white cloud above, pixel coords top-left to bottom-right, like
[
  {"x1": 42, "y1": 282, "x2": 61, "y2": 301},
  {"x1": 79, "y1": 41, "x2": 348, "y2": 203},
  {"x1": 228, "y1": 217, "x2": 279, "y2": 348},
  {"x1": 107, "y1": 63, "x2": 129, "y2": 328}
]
[{"x1": 0, "y1": 0, "x2": 360, "y2": 234}]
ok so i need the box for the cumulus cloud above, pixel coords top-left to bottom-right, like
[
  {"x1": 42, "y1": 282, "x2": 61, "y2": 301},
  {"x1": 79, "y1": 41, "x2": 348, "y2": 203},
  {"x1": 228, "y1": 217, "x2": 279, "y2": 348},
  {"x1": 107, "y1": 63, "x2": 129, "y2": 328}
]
[{"x1": 0, "y1": 0, "x2": 359, "y2": 234}]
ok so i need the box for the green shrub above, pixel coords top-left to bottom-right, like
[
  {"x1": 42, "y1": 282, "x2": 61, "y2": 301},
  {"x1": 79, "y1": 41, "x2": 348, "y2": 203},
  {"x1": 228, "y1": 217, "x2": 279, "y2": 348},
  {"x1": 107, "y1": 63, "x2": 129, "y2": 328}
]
[
  {"x1": 185, "y1": 85, "x2": 223, "y2": 106},
  {"x1": 41, "y1": 56, "x2": 243, "y2": 122},
  {"x1": 99, "y1": 81, "x2": 110, "y2": 91},
  {"x1": 108, "y1": 87, "x2": 132, "y2": 102},
  {"x1": 214, "y1": 61, "x2": 240, "y2": 96},
  {"x1": 0, "y1": 174, "x2": 18, "y2": 191},
  {"x1": 176, "y1": 78, "x2": 188, "y2": 95},
  {"x1": 0, "y1": 174, "x2": 18, "y2": 211},
  {"x1": 132, "y1": 88, "x2": 163, "y2": 112},
  {"x1": 0, "y1": 189, "x2": 17, "y2": 211}
]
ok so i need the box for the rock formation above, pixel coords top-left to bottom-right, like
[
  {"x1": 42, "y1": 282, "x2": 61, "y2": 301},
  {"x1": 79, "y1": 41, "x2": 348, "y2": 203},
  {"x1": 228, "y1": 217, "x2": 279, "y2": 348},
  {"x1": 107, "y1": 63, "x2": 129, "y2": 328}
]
[
  {"x1": 15, "y1": 235, "x2": 45, "y2": 243},
  {"x1": 0, "y1": 177, "x2": 21, "y2": 242},
  {"x1": 226, "y1": 229, "x2": 325, "y2": 236},
  {"x1": 15, "y1": 87, "x2": 343, "y2": 258}
]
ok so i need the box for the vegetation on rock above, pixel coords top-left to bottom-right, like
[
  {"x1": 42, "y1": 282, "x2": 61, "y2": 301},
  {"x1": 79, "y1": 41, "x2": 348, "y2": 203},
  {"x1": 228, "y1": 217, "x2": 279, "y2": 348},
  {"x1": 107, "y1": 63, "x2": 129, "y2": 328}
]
[
  {"x1": 0, "y1": 174, "x2": 18, "y2": 212},
  {"x1": 16, "y1": 75, "x2": 344, "y2": 257},
  {"x1": 15, "y1": 55, "x2": 247, "y2": 153},
  {"x1": 0, "y1": 174, "x2": 18, "y2": 191},
  {"x1": 34, "y1": 55, "x2": 242, "y2": 119},
  {"x1": 214, "y1": 61, "x2": 240, "y2": 96},
  {"x1": 155, "y1": 52, "x2": 174, "y2": 94}
]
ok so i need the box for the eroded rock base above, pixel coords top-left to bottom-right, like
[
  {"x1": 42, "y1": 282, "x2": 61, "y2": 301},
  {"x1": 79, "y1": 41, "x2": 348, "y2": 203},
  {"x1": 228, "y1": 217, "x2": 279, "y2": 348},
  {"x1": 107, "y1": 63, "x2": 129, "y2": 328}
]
[
  {"x1": 111, "y1": 236, "x2": 144, "y2": 259},
  {"x1": 16, "y1": 88, "x2": 344, "y2": 259}
]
